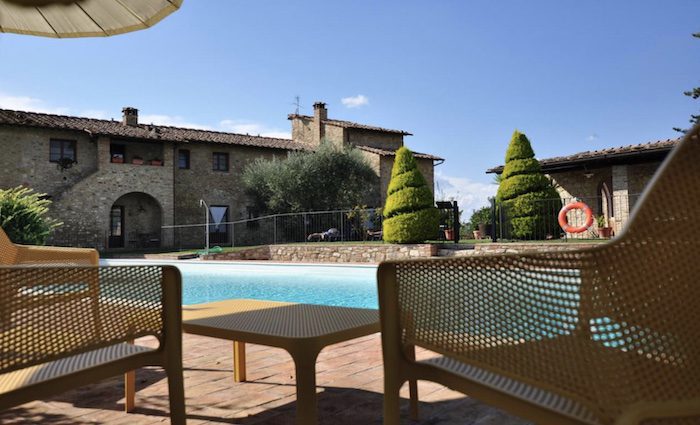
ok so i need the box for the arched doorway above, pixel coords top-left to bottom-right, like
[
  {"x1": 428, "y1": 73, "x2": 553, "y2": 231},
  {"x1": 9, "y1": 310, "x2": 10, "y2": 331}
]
[{"x1": 108, "y1": 192, "x2": 162, "y2": 249}]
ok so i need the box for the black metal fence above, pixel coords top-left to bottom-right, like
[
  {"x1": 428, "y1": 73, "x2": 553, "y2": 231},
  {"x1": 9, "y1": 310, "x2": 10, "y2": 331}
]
[
  {"x1": 161, "y1": 208, "x2": 384, "y2": 251},
  {"x1": 492, "y1": 194, "x2": 640, "y2": 241}
]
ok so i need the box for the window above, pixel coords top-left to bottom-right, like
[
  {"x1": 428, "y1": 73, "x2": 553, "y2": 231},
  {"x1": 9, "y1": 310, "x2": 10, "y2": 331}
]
[
  {"x1": 178, "y1": 149, "x2": 190, "y2": 169},
  {"x1": 212, "y1": 152, "x2": 229, "y2": 171},
  {"x1": 208, "y1": 206, "x2": 229, "y2": 244},
  {"x1": 49, "y1": 139, "x2": 76, "y2": 163}
]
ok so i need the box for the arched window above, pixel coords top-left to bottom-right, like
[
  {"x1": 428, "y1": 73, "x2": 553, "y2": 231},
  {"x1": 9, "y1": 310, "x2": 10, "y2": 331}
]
[{"x1": 597, "y1": 179, "x2": 613, "y2": 218}]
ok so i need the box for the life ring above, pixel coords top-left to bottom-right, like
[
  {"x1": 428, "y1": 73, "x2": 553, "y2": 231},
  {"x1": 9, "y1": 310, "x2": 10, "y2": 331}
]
[{"x1": 558, "y1": 202, "x2": 593, "y2": 234}]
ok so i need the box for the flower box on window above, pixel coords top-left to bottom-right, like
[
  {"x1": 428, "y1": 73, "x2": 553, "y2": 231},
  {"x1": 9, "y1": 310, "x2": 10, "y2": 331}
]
[
  {"x1": 149, "y1": 159, "x2": 163, "y2": 166},
  {"x1": 111, "y1": 154, "x2": 124, "y2": 164},
  {"x1": 131, "y1": 156, "x2": 144, "y2": 165}
]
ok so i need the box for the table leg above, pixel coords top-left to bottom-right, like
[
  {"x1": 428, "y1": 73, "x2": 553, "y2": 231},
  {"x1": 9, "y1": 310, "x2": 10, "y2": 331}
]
[
  {"x1": 125, "y1": 338, "x2": 135, "y2": 412},
  {"x1": 233, "y1": 340, "x2": 246, "y2": 382},
  {"x1": 291, "y1": 349, "x2": 320, "y2": 425}
]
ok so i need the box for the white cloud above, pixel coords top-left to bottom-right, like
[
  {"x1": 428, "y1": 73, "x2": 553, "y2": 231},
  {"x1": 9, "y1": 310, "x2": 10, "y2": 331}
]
[
  {"x1": 341, "y1": 94, "x2": 369, "y2": 108},
  {"x1": 0, "y1": 93, "x2": 69, "y2": 115},
  {"x1": 139, "y1": 114, "x2": 213, "y2": 130},
  {"x1": 586, "y1": 134, "x2": 599, "y2": 142},
  {"x1": 219, "y1": 119, "x2": 291, "y2": 139},
  {"x1": 434, "y1": 171, "x2": 498, "y2": 220}
]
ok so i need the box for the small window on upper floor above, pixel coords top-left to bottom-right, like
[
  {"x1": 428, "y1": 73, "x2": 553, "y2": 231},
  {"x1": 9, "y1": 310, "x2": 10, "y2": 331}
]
[
  {"x1": 178, "y1": 149, "x2": 190, "y2": 169},
  {"x1": 49, "y1": 139, "x2": 77, "y2": 163},
  {"x1": 212, "y1": 152, "x2": 229, "y2": 172}
]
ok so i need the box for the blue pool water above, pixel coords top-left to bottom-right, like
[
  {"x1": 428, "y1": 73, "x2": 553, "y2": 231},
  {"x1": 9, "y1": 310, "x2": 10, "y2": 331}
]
[{"x1": 103, "y1": 259, "x2": 379, "y2": 309}]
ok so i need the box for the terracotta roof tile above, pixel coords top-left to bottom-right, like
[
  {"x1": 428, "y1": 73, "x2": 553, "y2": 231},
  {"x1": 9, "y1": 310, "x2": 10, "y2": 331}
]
[
  {"x1": 357, "y1": 145, "x2": 443, "y2": 161},
  {"x1": 0, "y1": 108, "x2": 310, "y2": 151},
  {"x1": 288, "y1": 114, "x2": 412, "y2": 135},
  {"x1": 486, "y1": 138, "x2": 679, "y2": 174}
]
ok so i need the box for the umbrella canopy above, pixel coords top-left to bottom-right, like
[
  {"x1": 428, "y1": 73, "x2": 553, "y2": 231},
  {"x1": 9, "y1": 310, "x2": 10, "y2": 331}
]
[{"x1": 0, "y1": 0, "x2": 182, "y2": 38}]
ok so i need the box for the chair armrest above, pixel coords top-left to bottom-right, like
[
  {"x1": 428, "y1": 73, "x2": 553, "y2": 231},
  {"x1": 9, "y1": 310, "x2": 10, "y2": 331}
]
[{"x1": 14, "y1": 245, "x2": 99, "y2": 265}]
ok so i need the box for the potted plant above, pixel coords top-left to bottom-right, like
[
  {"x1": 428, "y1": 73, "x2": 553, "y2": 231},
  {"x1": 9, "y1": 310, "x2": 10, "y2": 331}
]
[
  {"x1": 149, "y1": 158, "x2": 163, "y2": 166},
  {"x1": 596, "y1": 215, "x2": 613, "y2": 238},
  {"x1": 131, "y1": 156, "x2": 144, "y2": 165}
]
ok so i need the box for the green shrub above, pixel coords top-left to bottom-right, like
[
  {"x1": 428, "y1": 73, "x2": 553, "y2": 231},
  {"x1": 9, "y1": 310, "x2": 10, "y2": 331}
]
[
  {"x1": 383, "y1": 147, "x2": 439, "y2": 243},
  {"x1": 496, "y1": 131, "x2": 559, "y2": 239},
  {"x1": 468, "y1": 206, "x2": 492, "y2": 231},
  {"x1": 0, "y1": 186, "x2": 60, "y2": 245}
]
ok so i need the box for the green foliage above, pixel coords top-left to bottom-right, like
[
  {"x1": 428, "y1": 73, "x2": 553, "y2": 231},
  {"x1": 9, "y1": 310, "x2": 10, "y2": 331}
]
[
  {"x1": 0, "y1": 186, "x2": 60, "y2": 245},
  {"x1": 468, "y1": 206, "x2": 491, "y2": 231},
  {"x1": 675, "y1": 32, "x2": 700, "y2": 133},
  {"x1": 383, "y1": 147, "x2": 439, "y2": 243},
  {"x1": 242, "y1": 142, "x2": 379, "y2": 214},
  {"x1": 595, "y1": 215, "x2": 606, "y2": 228},
  {"x1": 496, "y1": 130, "x2": 559, "y2": 239},
  {"x1": 383, "y1": 208, "x2": 439, "y2": 243}
]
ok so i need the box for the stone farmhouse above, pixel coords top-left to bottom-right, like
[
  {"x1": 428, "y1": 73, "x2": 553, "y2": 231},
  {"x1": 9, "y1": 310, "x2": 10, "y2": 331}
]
[
  {"x1": 487, "y1": 138, "x2": 678, "y2": 235},
  {"x1": 0, "y1": 102, "x2": 441, "y2": 250}
]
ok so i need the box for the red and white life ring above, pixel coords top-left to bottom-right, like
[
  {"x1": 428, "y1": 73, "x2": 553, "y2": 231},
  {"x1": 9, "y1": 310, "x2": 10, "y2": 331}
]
[{"x1": 558, "y1": 202, "x2": 593, "y2": 234}]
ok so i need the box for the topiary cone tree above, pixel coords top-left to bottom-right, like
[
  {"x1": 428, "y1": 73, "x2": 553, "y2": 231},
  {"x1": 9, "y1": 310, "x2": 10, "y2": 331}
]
[
  {"x1": 496, "y1": 130, "x2": 559, "y2": 239},
  {"x1": 383, "y1": 147, "x2": 439, "y2": 243}
]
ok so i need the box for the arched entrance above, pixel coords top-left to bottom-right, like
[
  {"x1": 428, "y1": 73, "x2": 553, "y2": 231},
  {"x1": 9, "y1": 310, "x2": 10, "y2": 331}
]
[{"x1": 108, "y1": 192, "x2": 162, "y2": 249}]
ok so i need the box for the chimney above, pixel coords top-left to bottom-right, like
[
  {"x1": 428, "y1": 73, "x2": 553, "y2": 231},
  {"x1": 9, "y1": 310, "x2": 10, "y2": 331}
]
[
  {"x1": 122, "y1": 107, "x2": 138, "y2": 126},
  {"x1": 313, "y1": 102, "x2": 327, "y2": 121},
  {"x1": 312, "y1": 102, "x2": 327, "y2": 145}
]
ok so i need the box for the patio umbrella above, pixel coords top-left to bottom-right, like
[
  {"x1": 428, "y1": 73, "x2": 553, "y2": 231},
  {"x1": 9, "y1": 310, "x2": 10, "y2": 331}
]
[{"x1": 0, "y1": 0, "x2": 183, "y2": 38}]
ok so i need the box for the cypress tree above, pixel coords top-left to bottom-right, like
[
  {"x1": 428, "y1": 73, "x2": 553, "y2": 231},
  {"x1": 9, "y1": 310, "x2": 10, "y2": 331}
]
[
  {"x1": 383, "y1": 147, "x2": 439, "y2": 243},
  {"x1": 496, "y1": 130, "x2": 559, "y2": 239}
]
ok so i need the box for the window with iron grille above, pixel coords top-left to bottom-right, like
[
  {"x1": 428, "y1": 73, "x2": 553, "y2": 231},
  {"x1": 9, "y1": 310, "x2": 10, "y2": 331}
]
[
  {"x1": 49, "y1": 139, "x2": 77, "y2": 163},
  {"x1": 212, "y1": 152, "x2": 229, "y2": 172}
]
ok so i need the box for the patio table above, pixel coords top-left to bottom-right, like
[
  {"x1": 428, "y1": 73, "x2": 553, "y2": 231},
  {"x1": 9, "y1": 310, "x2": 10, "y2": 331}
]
[{"x1": 182, "y1": 299, "x2": 379, "y2": 425}]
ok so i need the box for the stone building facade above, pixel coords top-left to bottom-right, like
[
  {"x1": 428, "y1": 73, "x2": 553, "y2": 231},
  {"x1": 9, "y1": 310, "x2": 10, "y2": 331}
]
[
  {"x1": 0, "y1": 103, "x2": 441, "y2": 250},
  {"x1": 487, "y1": 138, "x2": 677, "y2": 235}
]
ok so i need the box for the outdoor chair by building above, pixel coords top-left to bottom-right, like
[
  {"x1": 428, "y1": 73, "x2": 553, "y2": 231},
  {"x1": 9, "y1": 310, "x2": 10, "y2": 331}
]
[
  {"x1": 378, "y1": 123, "x2": 700, "y2": 424},
  {"x1": 0, "y1": 227, "x2": 98, "y2": 266},
  {"x1": 0, "y1": 230, "x2": 185, "y2": 423}
]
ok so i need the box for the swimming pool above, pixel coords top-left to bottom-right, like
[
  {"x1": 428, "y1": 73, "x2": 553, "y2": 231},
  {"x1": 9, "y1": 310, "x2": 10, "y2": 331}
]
[{"x1": 102, "y1": 260, "x2": 379, "y2": 309}]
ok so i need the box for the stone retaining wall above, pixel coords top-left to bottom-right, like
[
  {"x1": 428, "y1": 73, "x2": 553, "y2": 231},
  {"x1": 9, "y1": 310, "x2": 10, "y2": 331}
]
[
  {"x1": 203, "y1": 242, "x2": 604, "y2": 262},
  {"x1": 204, "y1": 244, "x2": 437, "y2": 263}
]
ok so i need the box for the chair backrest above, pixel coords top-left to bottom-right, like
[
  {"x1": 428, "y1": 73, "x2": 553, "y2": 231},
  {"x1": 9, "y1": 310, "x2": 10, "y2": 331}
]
[
  {"x1": 0, "y1": 227, "x2": 18, "y2": 265},
  {"x1": 0, "y1": 265, "x2": 178, "y2": 376},
  {"x1": 585, "y1": 123, "x2": 700, "y2": 340}
]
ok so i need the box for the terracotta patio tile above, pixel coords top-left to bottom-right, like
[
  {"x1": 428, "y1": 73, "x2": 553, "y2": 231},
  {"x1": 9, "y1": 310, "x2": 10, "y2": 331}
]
[{"x1": 0, "y1": 333, "x2": 530, "y2": 424}]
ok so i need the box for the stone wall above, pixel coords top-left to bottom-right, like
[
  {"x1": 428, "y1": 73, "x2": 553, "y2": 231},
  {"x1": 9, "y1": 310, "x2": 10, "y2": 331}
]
[
  {"x1": 172, "y1": 142, "x2": 285, "y2": 248},
  {"x1": 347, "y1": 129, "x2": 403, "y2": 151},
  {"x1": 205, "y1": 243, "x2": 438, "y2": 263}
]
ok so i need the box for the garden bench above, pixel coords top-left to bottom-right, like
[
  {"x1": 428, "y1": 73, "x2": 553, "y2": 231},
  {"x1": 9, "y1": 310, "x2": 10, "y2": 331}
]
[
  {"x1": 0, "y1": 236, "x2": 185, "y2": 423},
  {"x1": 378, "y1": 123, "x2": 700, "y2": 424}
]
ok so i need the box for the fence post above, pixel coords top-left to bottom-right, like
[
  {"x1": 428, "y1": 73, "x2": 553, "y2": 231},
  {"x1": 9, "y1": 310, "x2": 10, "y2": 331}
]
[
  {"x1": 490, "y1": 197, "x2": 497, "y2": 243},
  {"x1": 340, "y1": 211, "x2": 344, "y2": 241},
  {"x1": 273, "y1": 215, "x2": 277, "y2": 245}
]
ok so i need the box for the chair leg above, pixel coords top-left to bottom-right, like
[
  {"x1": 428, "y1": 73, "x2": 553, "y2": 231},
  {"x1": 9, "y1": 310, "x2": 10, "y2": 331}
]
[
  {"x1": 233, "y1": 340, "x2": 246, "y2": 382},
  {"x1": 405, "y1": 345, "x2": 419, "y2": 420},
  {"x1": 124, "y1": 371, "x2": 136, "y2": 412},
  {"x1": 384, "y1": 377, "x2": 403, "y2": 425},
  {"x1": 166, "y1": 364, "x2": 186, "y2": 425}
]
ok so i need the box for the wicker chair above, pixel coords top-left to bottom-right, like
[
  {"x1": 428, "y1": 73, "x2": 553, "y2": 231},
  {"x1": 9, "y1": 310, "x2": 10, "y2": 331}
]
[
  {"x1": 378, "y1": 124, "x2": 700, "y2": 425},
  {"x1": 0, "y1": 231, "x2": 185, "y2": 423}
]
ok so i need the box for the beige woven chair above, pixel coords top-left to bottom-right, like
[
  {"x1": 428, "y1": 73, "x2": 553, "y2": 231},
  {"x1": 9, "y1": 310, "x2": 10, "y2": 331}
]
[
  {"x1": 0, "y1": 227, "x2": 98, "y2": 265},
  {"x1": 378, "y1": 124, "x2": 700, "y2": 425},
  {"x1": 0, "y1": 259, "x2": 185, "y2": 423}
]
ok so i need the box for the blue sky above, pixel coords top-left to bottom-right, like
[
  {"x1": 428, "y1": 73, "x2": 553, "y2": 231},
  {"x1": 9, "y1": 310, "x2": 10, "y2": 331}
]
[{"x1": 1, "y1": 0, "x2": 698, "y2": 214}]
